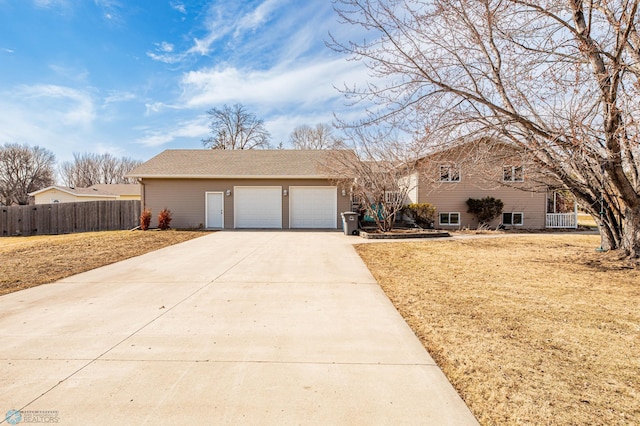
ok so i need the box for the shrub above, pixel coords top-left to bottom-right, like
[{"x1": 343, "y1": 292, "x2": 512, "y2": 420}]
[
  {"x1": 140, "y1": 209, "x2": 152, "y2": 231},
  {"x1": 402, "y1": 203, "x2": 436, "y2": 228},
  {"x1": 466, "y1": 197, "x2": 504, "y2": 226},
  {"x1": 158, "y1": 208, "x2": 172, "y2": 230}
]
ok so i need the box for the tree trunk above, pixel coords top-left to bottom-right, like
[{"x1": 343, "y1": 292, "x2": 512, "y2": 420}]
[{"x1": 621, "y1": 206, "x2": 640, "y2": 258}]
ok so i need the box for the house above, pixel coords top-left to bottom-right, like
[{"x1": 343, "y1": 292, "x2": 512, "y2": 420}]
[
  {"x1": 126, "y1": 150, "x2": 354, "y2": 229},
  {"x1": 29, "y1": 184, "x2": 141, "y2": 205},
  {"x1": 404, "y1": 140, "x2": 577, "y2": 229}
]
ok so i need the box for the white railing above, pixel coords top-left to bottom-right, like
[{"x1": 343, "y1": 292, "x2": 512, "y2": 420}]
[{"x1": 546, "y1": 213, "x2": 578, "y2": 229}]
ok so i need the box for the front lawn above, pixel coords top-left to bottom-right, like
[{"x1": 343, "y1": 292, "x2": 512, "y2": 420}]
[
  {"x1": 0, "y1": 230, "x2": 210, "y2": 296},
  {"x1": 356, "y1": 235, "x2": 639, "y2": 425}
]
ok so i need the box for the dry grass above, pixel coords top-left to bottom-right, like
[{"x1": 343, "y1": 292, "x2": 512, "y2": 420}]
[
  {"x1": 356, "y1": 235, "x2": 639, "y2": 426},
  {"x1": 0, "y1": 230, "x2": 210, "y2": 296}
]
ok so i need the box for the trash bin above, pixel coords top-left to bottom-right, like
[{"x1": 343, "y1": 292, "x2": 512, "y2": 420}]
[{"x1": 341, "y1": 211, "x2": 359, "y2": 235}]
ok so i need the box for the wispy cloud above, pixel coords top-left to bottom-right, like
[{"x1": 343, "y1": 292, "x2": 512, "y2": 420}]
[
  {"x1": 94, "y1": 0, "x2": 123, "y2": 23},
  {"x1": 136, "y1": 117, "x2": 209, "y2": 147},
  {"x1": 33, "y1": 0, "x2": 70, "y2": 8},
  {"x1": 103, "y1": 90, "x2": 136, "y2": 105},
  {"x1": 0, "y1": 84, "x2": 98, "y2": 161},
  {"x1": 180, "y1": 58, "x2": 366, "y2": 109},
  {"x1": 1, "y1": 47, "x2": 14, "y2": 54},
  {"x1": 49, "y1": 64, "x2": 89, "y2": 83},
  {"x1": 235, "y1": 0, "x2": 281, "y2": 35},
  {"x1": 148, "y1": 0, "x2": 286, "y2": 64},
  {"x1": 170, "y1": 1, "x2": 186, "y2": 14}
]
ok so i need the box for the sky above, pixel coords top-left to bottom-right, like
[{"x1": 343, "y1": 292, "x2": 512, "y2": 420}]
[{"x1": 0, "y1": 0, "x2": 370, "y2": 164}]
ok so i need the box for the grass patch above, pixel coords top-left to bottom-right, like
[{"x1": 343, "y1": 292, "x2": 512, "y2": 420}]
[
  {"x1": 0, "y1": 230, "x2": 210, "y2": 296},
  {"x1": 356, "y1": 235, "x2": 639, "y2": 426}
]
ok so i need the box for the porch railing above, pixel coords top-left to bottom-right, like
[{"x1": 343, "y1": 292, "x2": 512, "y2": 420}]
[{"x1": 546, "y1": 213, "x2": 578, "y2": 229}]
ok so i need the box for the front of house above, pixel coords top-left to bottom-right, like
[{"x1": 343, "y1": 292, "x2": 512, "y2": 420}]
[
  {"x1": 129, "y1": 144, "x2": 576, "y2": 231},
  {"x1": 405, "y1": 141, "x2": 577, "y2": 230},
  {"x1": 127, "y1": 150, "x2": 352, "y2": 230}
]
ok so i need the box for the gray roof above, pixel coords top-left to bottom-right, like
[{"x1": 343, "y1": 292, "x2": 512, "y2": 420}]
[
  {"x1": 89, "y1": 184, "x2": 140, "y2": 196},
  {"x1": 127, "y1": 149, "x2": 355, "y2": 179},
  {"x1": 29, "y1": 184, "x2": 140, "y2": 197}
]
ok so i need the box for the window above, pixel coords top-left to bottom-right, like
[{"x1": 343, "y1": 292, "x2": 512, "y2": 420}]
[
  {"x1": 439, "y1": 212, "x2": 460, "y2": 226},
  {"x1": 502, "y1": 212, "x2": 524, "y2": 226},
  {"x1": 384, "y1": 191, "x2": 403, "y2": 204},
  {"x1": 503, "y1": 165, "x2": 524, "y2": 182},
  {"x1": 440, "y1": 165, "x2": 460, "y2": 182}
]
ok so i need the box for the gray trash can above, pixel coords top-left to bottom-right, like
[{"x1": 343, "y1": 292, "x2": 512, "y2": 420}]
[{"x1": 341, "y1": 211, "x2": 359, "y2": 235}]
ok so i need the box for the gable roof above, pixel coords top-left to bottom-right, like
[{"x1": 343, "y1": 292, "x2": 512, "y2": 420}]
[
  {"x1": 28, "y1": 185, "x2": 117, "y2": 198},
  {"x1": 89, "y1": 184, "x2": 140, "y2": 196},
  {"x1": 28, "y1": 184, "x2": 140, "y2": 198},
  {"x1": 127, "y1": 149, "x2": 356, "y2": 179}
]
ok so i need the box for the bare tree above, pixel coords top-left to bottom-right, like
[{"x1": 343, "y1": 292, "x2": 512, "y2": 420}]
[
  {"x1": 60, "y1": 153, "x2": 142, "y2": 187},
  {"x1": 290, "y1": 123, "x2": 345, "y2": 150},
  {"x1": 330, "y1": 0, "x2": 640, "y2": 258},
  {"x1": 325, "y1": 128, "x2": 425, "y2": 232},
  {"x1": 0, "y1": 143, "x2": 55, "y2": 205},
  {"x1": 202, "y1": 104, "x2": 271, "y2": 150}
]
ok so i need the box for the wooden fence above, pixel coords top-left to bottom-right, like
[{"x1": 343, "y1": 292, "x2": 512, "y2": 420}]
[{"x1": 0, "y1": 200, "x2": 141, "y2": 237}]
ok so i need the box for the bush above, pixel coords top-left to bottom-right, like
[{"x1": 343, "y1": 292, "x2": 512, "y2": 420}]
[
  {"x1": 402, "y1": 203, "x2": 436, "y2": 228},
  {"x1": 158, "y1": 208, "x2": 172, "y2": 230},
  {"x1": 466, "y1": 197, "x2": 504, "y2": 225},
  {"x1": 140, "y1": 209, "x2": 152, "y2": 231}
]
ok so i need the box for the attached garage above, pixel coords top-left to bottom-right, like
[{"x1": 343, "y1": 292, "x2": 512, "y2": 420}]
[
  {"x1": 234, "y1": 186, "x2": 282, "y2": 228},
  {"x1": 290, "y1": 186, "x2": 337, "y2": 229}
]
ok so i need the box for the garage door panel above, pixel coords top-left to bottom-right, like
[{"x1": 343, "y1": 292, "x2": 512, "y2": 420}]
[
  {"x1": 235, "y1": 187, "x2": 282, "y2": 228},
  {"x1": 290, "y1": 187, "x2": 337, "y2": 229}
]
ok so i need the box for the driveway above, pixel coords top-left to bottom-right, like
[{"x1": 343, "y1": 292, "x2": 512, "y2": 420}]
[{"x1": 0, "y1": 231, "x2": 477, "y2": 425}]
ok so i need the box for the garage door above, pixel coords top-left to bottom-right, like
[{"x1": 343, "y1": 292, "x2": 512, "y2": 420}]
[
  {"x1": 234, "y1": 186, "x2": 282, "y2": 228},
  {"x1": 290, "y1": 186, "x2": 337, "y2": 229}
]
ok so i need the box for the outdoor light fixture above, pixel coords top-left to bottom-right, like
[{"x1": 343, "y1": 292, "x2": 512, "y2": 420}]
[
  {"x1": 341, "y1": 189, "x2": 346, "y2": 196},
  {"x1": 226, "y1": 189, "x2": 231, "y2": 196},
  {"x1": 283, "y1": 189, "x2": 288, "y2": 196}
]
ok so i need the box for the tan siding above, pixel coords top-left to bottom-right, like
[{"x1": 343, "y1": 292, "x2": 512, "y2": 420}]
[
  {"x1": 142, "y1": 178, "x2": 350, "y2": 229},
  {"x1": 417, "y1": 144, "x2": 547, "y2": 229},
  {"x1": 420, "y1": 181, "x2": 546, "y2": 229}
]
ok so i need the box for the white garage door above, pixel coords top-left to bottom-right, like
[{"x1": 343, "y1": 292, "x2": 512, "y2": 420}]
[
  {"x1": 234, "y1": 186, "x2": 282, "y2": 228},
  {"x1": 290, "y1": 186, "x2": 337, "y2": 229}
]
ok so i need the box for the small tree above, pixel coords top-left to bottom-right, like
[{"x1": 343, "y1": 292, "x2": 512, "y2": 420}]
[
  {"x1": 324, "y1": 127, "x2": 424, "y2": 232},
  {"x1": 290, "y1": 123, "x2": 344, "y2": 150},
  {"x1": 466, "y1": 197, "x2": 504, "y2": 227},
  {"x1": 158, "y1": 208, "x2": 172, "y2": 230},
  {"x1": 0, "y1": 143, "x2": 56, "y2": 205},
  {"x1": 140, "y1": 209, "x2": 152, "y2": 230},
  {"x1": 60, "y1": 153, "x2": 142, "y2": 187},
  {"x1": 402, "y1": 203, "x2": 436, "y2": 228}
]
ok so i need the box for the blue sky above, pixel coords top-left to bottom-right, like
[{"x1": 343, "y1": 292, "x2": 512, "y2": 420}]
[{"x1": 0, "y1": 0, "x2": 369, "y2": 164}]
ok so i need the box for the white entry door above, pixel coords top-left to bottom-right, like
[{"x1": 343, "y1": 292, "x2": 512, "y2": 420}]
[{"x1": 206, "y1": 192, "x2": 224, "y2": 228}]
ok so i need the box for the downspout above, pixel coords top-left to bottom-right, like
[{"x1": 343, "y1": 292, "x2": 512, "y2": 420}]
[{"x1": 137, "y1": 178, "x2": 146, "y2": 210}]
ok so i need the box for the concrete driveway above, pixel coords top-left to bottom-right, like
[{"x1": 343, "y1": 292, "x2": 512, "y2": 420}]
[{"x1": 0, "y1": 231, "x2": 477, "y2": 425}]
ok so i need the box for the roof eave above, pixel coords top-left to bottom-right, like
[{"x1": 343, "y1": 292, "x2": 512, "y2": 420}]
[{"x1": 130, "y1": 174, "x2": 349, "y2": 180}]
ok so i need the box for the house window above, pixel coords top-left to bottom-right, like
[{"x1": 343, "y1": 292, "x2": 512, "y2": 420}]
[
  {"x1": 384, "y1": 191, "x2": 403, "y2": 204},
  {"x1": 502, "y1": 212, "x2": 524, "y2": 226},
  {"x1": 440, "y1": 165, "x2": 460, "y2": 182},
  {"x1": 439, "y1": 212, "x2": 460, "y2": 226},
  {"x1": 503, "y1": 165, "x2": 524, "y2": 182}
]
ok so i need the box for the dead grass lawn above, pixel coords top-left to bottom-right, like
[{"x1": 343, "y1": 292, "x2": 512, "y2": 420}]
[
  {"x1": 356, "y1": 235, "x2": 639, "y2": 426},
  {"x1": 0, "y1": 230, "x2": 210, "y2": 296}
]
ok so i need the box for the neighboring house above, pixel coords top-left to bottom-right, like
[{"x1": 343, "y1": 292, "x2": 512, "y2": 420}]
[
  {"x1": 126, "y1": 150, "x2": 353, "y2": 229},
  {"x1": 29, "y1": 184, "x2": 141, "y2": 205},
  {"x1": 404, "y1": 140, "x2": 577, "y2": 229}
]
